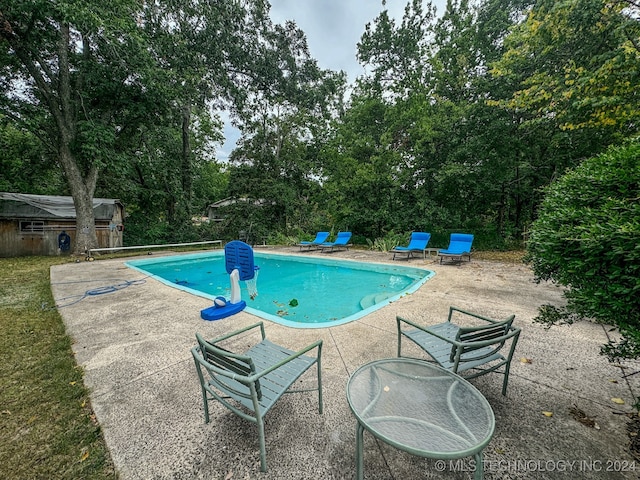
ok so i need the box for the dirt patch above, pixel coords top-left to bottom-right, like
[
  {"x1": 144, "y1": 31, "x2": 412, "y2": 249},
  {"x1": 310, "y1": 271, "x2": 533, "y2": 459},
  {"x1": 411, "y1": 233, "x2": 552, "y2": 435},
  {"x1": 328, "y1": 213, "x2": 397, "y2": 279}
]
[
  {"x1": 569, "y1": 405, "x2": 599, "y2": 429},
  {"x1": 627, "y1": 415, "x2": 640, "y2": 460},
  {"x1": 473, "y1": 250, "x2": 526, "y2": 264}
]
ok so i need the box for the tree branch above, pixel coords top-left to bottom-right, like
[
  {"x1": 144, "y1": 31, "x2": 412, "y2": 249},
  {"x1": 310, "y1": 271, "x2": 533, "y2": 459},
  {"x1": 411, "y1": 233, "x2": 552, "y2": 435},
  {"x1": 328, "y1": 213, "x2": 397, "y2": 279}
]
[
  {"x1": 616, "y1": 0, "x2": 640, "y2": 8},
  {"x1": 0, "y1": 12, "x2": 69, "y2": 132}
]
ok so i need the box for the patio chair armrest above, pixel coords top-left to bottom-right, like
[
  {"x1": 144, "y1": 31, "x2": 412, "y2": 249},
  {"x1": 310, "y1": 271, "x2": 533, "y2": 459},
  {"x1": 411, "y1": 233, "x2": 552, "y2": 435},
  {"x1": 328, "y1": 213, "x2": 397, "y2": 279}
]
[
  {"x1": 397, "y1": 315, "x2": 430, "y2": 331},
  {"x1": 207, "y1": 321, "x2": 266, "y2": 344},
  {"x1": 448, "y1": 306, "x2": 514, "y2": 325},
  {"x1": 252, "y1": 340, "x2": 323, "y2": 380},
  {"x1": 397, "y1": 316, "x2": 462, "y2": 347}
]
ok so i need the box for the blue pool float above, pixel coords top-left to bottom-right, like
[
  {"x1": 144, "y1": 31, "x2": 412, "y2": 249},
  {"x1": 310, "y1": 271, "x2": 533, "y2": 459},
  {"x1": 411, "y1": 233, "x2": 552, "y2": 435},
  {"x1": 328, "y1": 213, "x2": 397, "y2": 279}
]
[{"x1": 201, "y1": 299, "x2": 246, "y2": 321}]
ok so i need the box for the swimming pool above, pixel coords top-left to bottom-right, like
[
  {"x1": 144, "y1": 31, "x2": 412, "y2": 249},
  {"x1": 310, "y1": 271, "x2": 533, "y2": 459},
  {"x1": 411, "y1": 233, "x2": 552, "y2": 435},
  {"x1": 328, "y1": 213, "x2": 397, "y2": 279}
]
[{"x1": 126, "y1": 251, "x2": 434, "y2": 328}]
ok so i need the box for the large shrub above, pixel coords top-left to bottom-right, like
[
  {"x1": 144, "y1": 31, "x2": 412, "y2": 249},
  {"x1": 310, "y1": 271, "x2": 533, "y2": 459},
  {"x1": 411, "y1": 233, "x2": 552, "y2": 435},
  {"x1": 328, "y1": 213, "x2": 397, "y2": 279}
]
[{"x1": 526, "y1": 139, "x2": 640, "y2": 360}]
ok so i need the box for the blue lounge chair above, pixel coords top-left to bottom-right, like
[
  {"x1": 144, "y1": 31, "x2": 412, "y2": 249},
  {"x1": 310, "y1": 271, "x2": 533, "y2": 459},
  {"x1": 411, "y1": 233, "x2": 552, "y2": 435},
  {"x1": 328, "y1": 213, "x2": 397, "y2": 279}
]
[
  {"x1": 437, "y1": 233, "x2": 474, "y2": 264},
  {"x1": 297, "y1": 231, "x2": 330, "y2": 251},
  {"x1": 390, "y1": 232, "x2": 431, "y2": 260},
  {"x1": 319, "y1": 231, "x2": 352, "y2": 253}
]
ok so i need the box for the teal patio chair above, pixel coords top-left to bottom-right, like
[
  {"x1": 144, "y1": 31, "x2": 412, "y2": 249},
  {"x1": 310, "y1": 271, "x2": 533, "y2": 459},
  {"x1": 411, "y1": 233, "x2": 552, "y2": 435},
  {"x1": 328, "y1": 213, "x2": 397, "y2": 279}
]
[
  {"x1": 437, "y1": 233, "x2": 474, "y2": 264},
  {"x1": 397, "y1": 307, "x2": 521, "y2": 395},
  {"x1": 390, "y1": 232, "x2": 431, "y2": 260},
  {"x1": 191, "y1": 322, "x2": 323, "y2": 472},
  {"x1": 297, "y1": 231, "x2": 330, "y2": 251},
  {"x1": 319, "y1": 231, "x2": 352, "y2": 252}
]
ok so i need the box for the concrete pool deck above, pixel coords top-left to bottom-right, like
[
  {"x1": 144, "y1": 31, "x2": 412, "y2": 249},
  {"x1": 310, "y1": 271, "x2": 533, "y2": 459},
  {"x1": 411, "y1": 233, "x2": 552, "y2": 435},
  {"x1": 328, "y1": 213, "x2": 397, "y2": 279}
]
[{"x1": 51, "y1": 247, "x2": 640, "y2": 479}]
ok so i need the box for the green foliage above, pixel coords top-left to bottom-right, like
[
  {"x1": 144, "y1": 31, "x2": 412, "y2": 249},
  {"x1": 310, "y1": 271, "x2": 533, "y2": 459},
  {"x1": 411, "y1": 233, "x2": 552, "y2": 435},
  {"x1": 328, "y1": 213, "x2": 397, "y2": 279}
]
[
  {"x1": 192, "y1": 161, "x2": 229, "y2": 213},
  {"x1": 2, "y1": 0, "x2": 638, "y2": 259},
  {"x1": 366, "y1": 231, "x2": 407, "y2": 252},
  {"x1": 357, "y1": 0, "x2": 435, "y2": 96},
  {"x1": 123, "y1": 209, "x2": 229, "y2": 247},
  {"x1": 122, "y1": 213, "x2": 174, "y2": 247},
  {"x1": 268, "y1": 231, "x2": 299, "y2": 246},
  {"x1": 493, "y1": 0, "x2": 640, "y2": 133},
  {"x1": 526, "y1": 139, "x2": 640, "y2": 360},
  {"x1": 0, "y1": 122, "x2": 64, "y2": 194}
]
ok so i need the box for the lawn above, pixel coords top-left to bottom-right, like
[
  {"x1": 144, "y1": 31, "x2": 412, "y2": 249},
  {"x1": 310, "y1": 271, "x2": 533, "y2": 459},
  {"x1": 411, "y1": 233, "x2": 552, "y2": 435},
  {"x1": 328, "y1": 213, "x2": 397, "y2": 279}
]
[{"x1": 0, "y1": 256, "x2": 115, "y2": 479}]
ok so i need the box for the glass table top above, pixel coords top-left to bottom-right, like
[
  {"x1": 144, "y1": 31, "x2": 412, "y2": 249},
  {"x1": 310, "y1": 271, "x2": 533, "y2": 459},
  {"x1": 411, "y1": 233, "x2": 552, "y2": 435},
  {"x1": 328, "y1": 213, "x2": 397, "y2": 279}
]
[{"x1": 346, "y1": 358, "x2": 495, "y2": 458}]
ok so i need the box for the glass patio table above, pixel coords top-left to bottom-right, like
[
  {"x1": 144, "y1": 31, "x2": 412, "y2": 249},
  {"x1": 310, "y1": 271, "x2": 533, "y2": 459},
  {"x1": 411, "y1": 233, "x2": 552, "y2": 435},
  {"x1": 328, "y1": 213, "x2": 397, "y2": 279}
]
[{"x1": 346, "y1": 358, "x2": 495, "y2": 480}]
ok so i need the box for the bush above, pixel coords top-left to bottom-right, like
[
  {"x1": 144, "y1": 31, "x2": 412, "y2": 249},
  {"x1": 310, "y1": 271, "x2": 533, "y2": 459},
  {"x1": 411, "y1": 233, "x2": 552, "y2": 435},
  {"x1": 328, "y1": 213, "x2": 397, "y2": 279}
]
[
  {"x1": 366, "y1": 231, "x2": 406, "y2": 252},
  {"x1": 525, "y1": 139, "x2": 640, "y2": 360}
]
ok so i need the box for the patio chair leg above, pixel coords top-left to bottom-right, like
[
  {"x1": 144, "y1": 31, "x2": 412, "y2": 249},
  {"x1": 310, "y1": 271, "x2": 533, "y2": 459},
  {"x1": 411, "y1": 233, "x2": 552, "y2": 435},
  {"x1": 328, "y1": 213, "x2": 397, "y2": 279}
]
[
  {"x1": 396, "y1": 328, "x2": 404, "y2": 357},
  {"x1": 502, "y1": 370, "x2": 509, "y2": 396},
  {"x1": 317, "y1": 356, "x2": 324, "y2": 414},
  {"x1": 257, "y1": 416, "x2": 268, "y2": 472},
  {"x1": 202, "y1": 392, "x2": 210, "y2": 423}
]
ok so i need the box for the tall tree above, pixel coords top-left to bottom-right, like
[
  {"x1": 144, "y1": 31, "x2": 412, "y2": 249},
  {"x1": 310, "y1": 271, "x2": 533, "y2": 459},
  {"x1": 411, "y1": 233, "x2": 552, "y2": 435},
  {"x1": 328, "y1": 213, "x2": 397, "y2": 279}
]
[
  {"x1": 326, "y1": 0, "x2": 439, "y2": 238},
  {"x1": 427, "y1": 0, "x2": 537, "y2": 238},
  {"x1": 493, "y1": 0, "x2": 640, "y2": 134},
  {"x1": 1, "y1": 0, "x2": 335, "y2": 251},
  {"x1": 138, "y1": 0, "x2": 271, "y2": 224},
  {"x1": 227, "y1": 18, "x2": 346, "y2": 238},
  {"x1": 341, "y1": 0, "x2": 537, "y2": 240},
  {"x1": 0, "y1": 0, "x2": 162, "y2": 253}
]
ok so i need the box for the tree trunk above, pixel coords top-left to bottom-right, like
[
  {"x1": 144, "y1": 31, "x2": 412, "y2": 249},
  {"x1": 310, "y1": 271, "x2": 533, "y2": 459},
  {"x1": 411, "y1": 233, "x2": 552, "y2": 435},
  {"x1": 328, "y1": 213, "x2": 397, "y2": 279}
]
[
  {"x1": 497, "y1": 184, "x2": 506, "y2": 238},
  {"x1": 56, "y1": 23, "x2": 99, "y2": 255},
  {"x1": 70, "y1": 183, "x2": 100, "y2": 255},
  {"x1": 0, "y1": 17, "x2": 102, "y2": 255},
  {"x1": 58, "y1": 143, "x2": 99, "y2": 255},
  {"x1": 181, "y1": 104, "x2": 192, "y2": 216}
]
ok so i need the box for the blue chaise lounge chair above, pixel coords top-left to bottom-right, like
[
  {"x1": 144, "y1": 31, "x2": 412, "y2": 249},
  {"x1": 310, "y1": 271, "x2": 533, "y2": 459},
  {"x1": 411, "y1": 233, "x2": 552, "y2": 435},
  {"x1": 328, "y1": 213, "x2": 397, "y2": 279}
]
[
  {"x1": 437, "y1": 233, "x2": 474, "y2": 264},
  {"x1": 297, "y1": 232, "x2": 330, "y2": 251},
  {"x1": 390, "y1": 232, "x2": 431, "y2": 260},
  {"x1": 319, "y1": 231, "x2": 352, "y2": 253}
]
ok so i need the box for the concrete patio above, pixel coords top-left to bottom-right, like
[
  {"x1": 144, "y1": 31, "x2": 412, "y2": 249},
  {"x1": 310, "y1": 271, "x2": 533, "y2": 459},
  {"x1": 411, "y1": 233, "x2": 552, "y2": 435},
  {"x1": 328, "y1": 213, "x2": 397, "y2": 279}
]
[{"x1": 51, "y1": 247, "x2": 640, "y2": 479}]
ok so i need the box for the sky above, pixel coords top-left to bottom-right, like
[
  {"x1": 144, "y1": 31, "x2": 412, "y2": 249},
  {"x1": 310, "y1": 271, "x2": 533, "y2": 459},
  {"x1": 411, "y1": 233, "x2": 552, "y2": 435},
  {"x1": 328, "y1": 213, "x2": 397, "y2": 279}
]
[{"x1": 217, "y1": 0, "x2": 448, "y2": 160}]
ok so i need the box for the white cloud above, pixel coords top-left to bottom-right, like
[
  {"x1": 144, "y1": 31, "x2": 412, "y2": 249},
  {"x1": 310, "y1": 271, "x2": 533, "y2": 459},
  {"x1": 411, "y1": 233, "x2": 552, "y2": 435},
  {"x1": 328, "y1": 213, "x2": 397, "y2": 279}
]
[
  {"x1": 269, "y1": 0, "x2": 419, "y2": 82},
  {"x1": 216, "y1": 0, "x2": 448, "y2": 161}
]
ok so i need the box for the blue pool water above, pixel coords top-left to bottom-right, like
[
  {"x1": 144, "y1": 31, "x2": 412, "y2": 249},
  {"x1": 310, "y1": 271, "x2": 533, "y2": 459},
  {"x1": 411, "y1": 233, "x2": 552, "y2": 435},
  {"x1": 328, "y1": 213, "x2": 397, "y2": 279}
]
[{"x1": 126, "y1": 251, "x2": 434, "y2": 328}]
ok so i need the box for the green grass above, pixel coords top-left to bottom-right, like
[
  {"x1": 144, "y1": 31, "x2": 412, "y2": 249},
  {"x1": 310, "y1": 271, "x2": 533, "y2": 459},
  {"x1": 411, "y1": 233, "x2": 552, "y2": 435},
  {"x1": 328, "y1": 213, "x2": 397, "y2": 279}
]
[{"x1": 0, "y1": 256, "x2": 116, "y2": 480}]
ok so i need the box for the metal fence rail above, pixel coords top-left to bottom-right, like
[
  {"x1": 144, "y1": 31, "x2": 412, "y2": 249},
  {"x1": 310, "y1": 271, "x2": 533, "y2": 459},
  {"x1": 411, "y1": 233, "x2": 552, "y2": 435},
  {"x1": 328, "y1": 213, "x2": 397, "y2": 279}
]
[{"x1": 88, "y1": 240, "x2": 222, "y2": 256}]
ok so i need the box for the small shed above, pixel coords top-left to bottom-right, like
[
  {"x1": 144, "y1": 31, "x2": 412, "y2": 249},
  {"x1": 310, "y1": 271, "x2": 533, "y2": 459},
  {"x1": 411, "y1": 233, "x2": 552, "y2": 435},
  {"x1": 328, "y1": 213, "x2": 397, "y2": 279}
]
[
  {"x1": 207, "y1": 197, "x2": 273, "y2": 222},
  {"x1": 0, "y1": 192, "x2": 124, "y2": 257}
]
